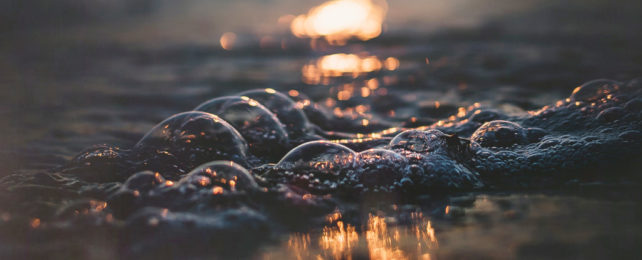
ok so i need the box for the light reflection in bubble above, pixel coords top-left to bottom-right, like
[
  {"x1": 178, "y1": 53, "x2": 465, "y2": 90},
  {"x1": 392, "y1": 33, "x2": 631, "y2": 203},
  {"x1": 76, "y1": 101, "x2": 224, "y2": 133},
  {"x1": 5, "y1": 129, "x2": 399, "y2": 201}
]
[
  {"x1": 178, "y1": 161, "x2": 257, "y2": 192},
  {"x1": 290, "y1": 0, "x2": 387, "y2": 45},
  {"x1": 195, "y1": 96, "x2": 289, "y2": 158},
  {"x1": 265, "y1": 212, "x2": 438, "y2": 259}
]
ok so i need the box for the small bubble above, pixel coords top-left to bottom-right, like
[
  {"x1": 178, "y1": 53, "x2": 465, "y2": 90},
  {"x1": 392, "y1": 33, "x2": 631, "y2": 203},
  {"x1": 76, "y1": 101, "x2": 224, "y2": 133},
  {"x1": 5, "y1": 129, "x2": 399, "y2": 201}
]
[
  {"x1": 276, "y1": 140, "x2": 356, "y2": 176},
  {"x1": 178, "y1": 161, "x2": 258, "y2": 192}
]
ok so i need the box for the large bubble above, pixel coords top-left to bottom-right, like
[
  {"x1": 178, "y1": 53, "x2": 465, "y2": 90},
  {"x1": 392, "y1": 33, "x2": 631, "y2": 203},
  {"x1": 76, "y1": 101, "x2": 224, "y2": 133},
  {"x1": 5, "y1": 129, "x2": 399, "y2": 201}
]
[
  {"x1": 570, "y1": 79, "x2": 622, "y2": 102},
  {"x1": 177, "y1": 161, "x2": 258, "y2": 192},
  {"x1": 355, "y1": 149, "x2": 408, "y2": 188},
  {"x1": 389, "y1": 129, "x2": 449, "y2": 153},
  {"x1": 195, "y1": 96, "x2": 289, "y2": 159},
  {"x1": 275, "y1": 140, "x2": 356, "y2": 175},
  {"x1": 471, "y1": 120, "x2": 528, "y2": 148},
  {"x1": 238, "y1": 89, "x2": 310, "y2": 137},
  {"x1": 194, "y1": 96, "x2": 238, "y2": 113},
  {"x1": 134, "y1": 112, "x2": 248, "y2": 169}
]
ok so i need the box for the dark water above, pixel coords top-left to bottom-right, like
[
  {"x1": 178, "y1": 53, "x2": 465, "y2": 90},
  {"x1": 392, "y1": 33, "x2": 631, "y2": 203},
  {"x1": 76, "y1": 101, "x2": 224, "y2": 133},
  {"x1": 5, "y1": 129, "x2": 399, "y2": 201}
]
[{"x1": 1, "y1": 0, "x2": 642, "y2": 259}]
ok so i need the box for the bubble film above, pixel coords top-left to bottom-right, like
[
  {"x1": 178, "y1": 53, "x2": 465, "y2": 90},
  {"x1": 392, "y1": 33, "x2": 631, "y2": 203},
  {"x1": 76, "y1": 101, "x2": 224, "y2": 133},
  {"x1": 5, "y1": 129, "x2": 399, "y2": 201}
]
[
  {"x1": 133, "y1": 111, "x2": 248, "y2": 171},
  {"x1": 238, "y1": 89, "x2": 311, "y2": 137},
  {"x1": 196, "y1": 96, "x2": 289, "y2": 159}
]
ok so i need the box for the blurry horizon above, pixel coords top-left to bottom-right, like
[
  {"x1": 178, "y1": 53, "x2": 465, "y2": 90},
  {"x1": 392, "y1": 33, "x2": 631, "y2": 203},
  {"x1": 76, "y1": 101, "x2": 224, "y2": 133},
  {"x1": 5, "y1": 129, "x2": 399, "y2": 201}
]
[{"x1": 3, "y1": 0, "x2": 642, "y2": 47}]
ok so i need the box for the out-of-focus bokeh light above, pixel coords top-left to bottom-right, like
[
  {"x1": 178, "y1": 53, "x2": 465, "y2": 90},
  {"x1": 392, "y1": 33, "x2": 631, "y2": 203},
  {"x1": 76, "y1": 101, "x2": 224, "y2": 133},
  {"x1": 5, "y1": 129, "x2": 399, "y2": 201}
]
[
  {"x1": 290, "y1": 0, "x2": 387, "y2": 45},
  {"x1": 383, "y1": 57, "x2": 400, "y2": 71},
  {"x1": 220, "y1": 32, "x2": 237, "y2": 50}
]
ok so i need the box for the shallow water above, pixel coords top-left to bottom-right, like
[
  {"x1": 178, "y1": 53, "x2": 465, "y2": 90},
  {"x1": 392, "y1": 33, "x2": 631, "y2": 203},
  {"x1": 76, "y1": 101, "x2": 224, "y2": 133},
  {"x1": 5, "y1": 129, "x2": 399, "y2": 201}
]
[{"x1": 1, "y1": 0, "x2": 642, "y2": 259}]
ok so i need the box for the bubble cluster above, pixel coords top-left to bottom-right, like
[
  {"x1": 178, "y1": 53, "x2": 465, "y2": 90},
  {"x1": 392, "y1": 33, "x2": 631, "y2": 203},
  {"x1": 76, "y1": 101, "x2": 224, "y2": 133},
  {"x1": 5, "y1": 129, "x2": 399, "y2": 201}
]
[
  {"x1": 2, "y1": 78, "x2": 641, "y2": 258},
  {"x1": 417, "y1": 154, "x2": 481, "y2": 190},
  {"x1": 196, "y1": 96, "x2": 289, "y2": 159},
  {"x1": 354, "y1": 149, "x2": 408, "y2": 189}
]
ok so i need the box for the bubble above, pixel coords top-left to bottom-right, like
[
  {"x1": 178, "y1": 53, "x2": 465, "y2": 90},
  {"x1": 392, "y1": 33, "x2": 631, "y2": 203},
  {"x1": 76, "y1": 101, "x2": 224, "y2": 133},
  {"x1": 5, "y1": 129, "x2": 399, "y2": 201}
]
[
  {"x1": 55, "y1": 199, "x2": 108, "y2": 219},
  {"x1": 275, "y1": 140, "x2": 356, "y2": 175},
  {"x1": 287, "y1": 91, "x2": 333, "y2": 127},
  {"x1": 123, "y1": 171, "x2": 166, "y2": 191},
  {"x1": 469, "y1": 109, "x2": 504, "y2": 123},
  {"x1": 68, "y1": 145, "x2": 128, "y2": 181},
  {"x1": 72, "y1": 145, "x2": 123, "y2": 167},
  {"x1": 389, "y1": 129, "x2": 449, "y2": 153},
  {"x1": 238, "y1": 89, "x2": 310, "y2": 137},
  {"x1": 471, "y1": 120, "x2": 528, "y2": 148},
  {"x1": 133, "y1": 150, "x2": 187, "y2": 180},
  {"x1": 194, "y1": 96, "x2": 237, "y2": 113},
  {"x1": 570, "y1": 79, "x2": 622, "y2": 102},
  {"x1": 134, "y1": 112, "x2": 248, "y2": 168},
  {"x1": 623, "y1": 98, "x2": 642, "y2": 112},
  {"x1": 178, "y1": 161, "x2": 258, "y2": 192},
  {"x1": 355, "y1": 149, "x2": 408, "y2": 188},
  {"x1": 196, "y1": 96, "x2": 289, "y2": 159},
  {"x1": 619, "y1": 130, "x2": 641, "y2": 141},
  {"x1": 596, "y1": 107, "x2": 625, "y2": 122}
]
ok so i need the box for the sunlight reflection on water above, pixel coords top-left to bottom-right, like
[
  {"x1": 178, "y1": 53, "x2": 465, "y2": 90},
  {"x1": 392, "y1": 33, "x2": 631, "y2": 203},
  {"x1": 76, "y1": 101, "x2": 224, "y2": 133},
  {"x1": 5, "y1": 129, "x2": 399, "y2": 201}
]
[
  {"x1": 263, "y1": 211, "x2": 438, "y2": 260},
  {"x1": 302, "y1": 53, "x2": 398, "y2": 85}
]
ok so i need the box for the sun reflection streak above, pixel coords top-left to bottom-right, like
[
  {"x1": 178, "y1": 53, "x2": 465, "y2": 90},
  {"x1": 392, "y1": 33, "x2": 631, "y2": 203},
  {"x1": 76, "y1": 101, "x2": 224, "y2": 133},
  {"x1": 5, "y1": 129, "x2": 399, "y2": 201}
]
[
  {"x1": 291, "y1": 0, "x2": 387, "y2": 45},
  {"x1": 366, "y1": 215, "x2": 406, "y2": 259},
  {"x1": 276, "y1": 211, "x2": 438, "y2": 259},
  {"x1": 320, "y1": 220, "x2": 359, "y2": 259},
  {"x1": 287, "y1": 233, "x2": 312, "y2": 260}
]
